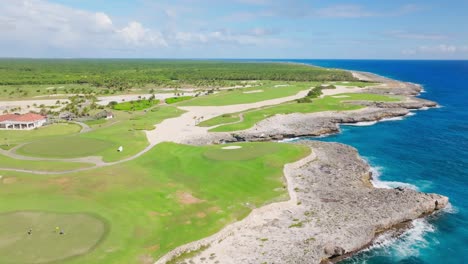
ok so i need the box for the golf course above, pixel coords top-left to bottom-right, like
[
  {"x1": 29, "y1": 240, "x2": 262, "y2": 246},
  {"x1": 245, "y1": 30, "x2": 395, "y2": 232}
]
[{"x1": 0, "y1": 60, "x2": 405, "y2": 263}]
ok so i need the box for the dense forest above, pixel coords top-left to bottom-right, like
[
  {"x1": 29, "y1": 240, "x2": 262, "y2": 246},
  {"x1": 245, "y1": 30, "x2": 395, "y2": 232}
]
[{"x1": 0, "y1": 59, "x2": 355, "y2": 88}]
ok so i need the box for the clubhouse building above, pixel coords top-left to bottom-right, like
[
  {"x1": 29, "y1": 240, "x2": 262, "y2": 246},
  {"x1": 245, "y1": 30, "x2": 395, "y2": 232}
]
[{"x1": 0, "y1": 113, "x2": 47, "y2": 130}]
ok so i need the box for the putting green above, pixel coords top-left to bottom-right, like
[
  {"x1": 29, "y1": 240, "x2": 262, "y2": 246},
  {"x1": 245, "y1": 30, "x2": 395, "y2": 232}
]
[
  {"x1": 16, "y1": 137, "x2": 113, "y2": 158},
  {"x1": 0, "y1": 211, "x2": 107, "y2": 264},
  {"x1": 204, "y1": 144, "x2": 279, "y2": 161}
]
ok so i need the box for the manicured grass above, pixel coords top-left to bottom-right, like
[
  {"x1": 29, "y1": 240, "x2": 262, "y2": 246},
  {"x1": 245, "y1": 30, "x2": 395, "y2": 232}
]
[
  {"x1": 0, "y1": 154, "x2": 94, "y2": 171},
  {"x1": 111, "y1": 99, "x2": 158, "y2": 111},
  {"x1": 165, "y1": 96, "x2": 193, "y2": 104},
  {"x1": 17, "y1": 137, "x2": 113, "y2": 158},
  {"x1": 0, "y1": 123, "x2": 81, "y2": 146},
  {"x1": 198, "y1": 114, "x2": 240, "y2": 127},
  {"x1": 331, "y1": 81, "x2": 379, "y2": 87},
  {"x1": 84, "y1": 119, "x2": 108, "y2": 126},
  {"x1": 15, "y1": 106, "x2": 185, "y2": 162},
  {"x1": 0, "y1": 211, "x2": 108, "y2": 264},
  {"x1": 180, "y1": 82, "x2": 315, "y2": 106},
  {"x1": 0, "y1": 142, "x2": 310, "y2": 264},
  {"x1": 210, "y1": 93, "x2": 400, "y2": 132}
]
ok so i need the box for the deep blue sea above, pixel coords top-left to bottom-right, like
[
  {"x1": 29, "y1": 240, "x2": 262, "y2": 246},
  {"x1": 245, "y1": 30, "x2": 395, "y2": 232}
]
[{"x1": 275, "y1": 60, "x2": 468, "y2": 263}]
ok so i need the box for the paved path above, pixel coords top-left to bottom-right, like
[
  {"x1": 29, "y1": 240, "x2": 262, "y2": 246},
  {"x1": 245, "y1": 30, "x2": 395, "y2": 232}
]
[
  {"x1": 0, "y1": 86, "x2": 372, "y2": 175},
  {"x1": 0, "y1": 90, "x2": 308, "y2": 174}
]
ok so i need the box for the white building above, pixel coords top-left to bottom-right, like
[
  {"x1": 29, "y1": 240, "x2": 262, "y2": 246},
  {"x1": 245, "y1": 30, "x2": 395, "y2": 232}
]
[{"x1": 0, "y1": 113, "x2": 47, "y2": 130}]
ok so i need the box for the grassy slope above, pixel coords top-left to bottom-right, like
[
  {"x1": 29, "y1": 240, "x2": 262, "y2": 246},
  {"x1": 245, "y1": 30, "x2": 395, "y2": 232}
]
[
  {"x1": 15, "y1": 106, "x2": 185, "y2": 162},
  {"x1": 330, "y1": 81, "x2": 379, "y2": 87},
  {"x1": 0, "y1": 142, "x2": 310, "y2": 264},
  {"x1": 180, "y1": 82, "x2": 314, "y2": 106},
  {"x1": 210, "y1": 93, "x2": 400, "y2": 132},
  {"x1": 198, "y1": 114, "x2": 241, "y2": 127},
  {"x1": 112, "y1": 99, "x2": 158, "y2": 111},
  {"x1": 0, "y1": 154, "x2": 94, "y2": 171},
  {"x1": 0, "y1": 123, "x2": 81, "y2": 146},
  {"x1": 0, "y1": 212, "x2": 108, "y2": 264},
  {"x1": 165, "y1": 96, "x2": 193, "y2": 104}
]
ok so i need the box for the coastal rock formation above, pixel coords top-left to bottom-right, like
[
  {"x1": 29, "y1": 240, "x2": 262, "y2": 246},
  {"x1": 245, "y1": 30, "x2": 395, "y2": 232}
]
[
  {"x1": 182, "y1": 71, "x2": 439, "y2": 145},
  {"x1": 156, "y1": 141, "x2": 448, "y2": 264}
]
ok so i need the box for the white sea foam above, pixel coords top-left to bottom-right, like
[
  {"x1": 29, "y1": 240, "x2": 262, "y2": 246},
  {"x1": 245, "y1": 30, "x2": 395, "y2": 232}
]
[
  {"x1": 442, "y1": 202, "x2": 458, "y2": 214},
  {"x1": 279, "y1": 137, "x2": 300, "y2": 143},
  {"x1": 369, "y1": 166, "x2": 419, "y2": 190},
  {"x1": 359, "y1": 218, "x2": 436, "y2": 260},
  {"x1": 343, "y1": 121, "x2": 377, "y2": 126}
]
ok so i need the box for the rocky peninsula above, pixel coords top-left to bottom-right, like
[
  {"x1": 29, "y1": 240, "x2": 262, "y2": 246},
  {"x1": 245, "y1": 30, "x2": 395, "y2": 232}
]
[{"x1": 156, "y1": 71, "x2": 449, "y2": 263}]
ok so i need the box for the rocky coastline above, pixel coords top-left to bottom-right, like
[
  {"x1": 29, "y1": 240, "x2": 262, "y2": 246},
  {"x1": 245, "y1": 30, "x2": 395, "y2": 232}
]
[{"x1": 156, "y1": 71, "x2": 449, "y2": 263}]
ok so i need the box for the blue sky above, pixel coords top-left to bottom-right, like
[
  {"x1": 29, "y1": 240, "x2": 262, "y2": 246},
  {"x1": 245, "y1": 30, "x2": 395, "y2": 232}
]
[{"x1": 1, "y1": 0, "x2": 467, "y2": 59}]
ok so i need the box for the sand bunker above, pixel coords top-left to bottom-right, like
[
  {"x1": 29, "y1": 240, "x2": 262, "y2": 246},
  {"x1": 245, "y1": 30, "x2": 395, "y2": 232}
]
[
  {"x1": 332, "y1": 95, "x2": 350, "y2": 98},
  {"x1": 221, "y1": 146, "x2": 242, "y2": 150},
  {"x1": 243, "y1": 90, "x2": 263, "y2": 94},
  {"x1": 274, "y1": 84, "x2": 290, "y2": 88}
]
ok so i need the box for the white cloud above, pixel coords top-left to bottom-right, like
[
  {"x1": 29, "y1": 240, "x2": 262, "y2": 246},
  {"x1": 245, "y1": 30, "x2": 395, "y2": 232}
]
[
  {"x1": 419, "y1": 44, "x2": 458, "y2": 53},
  {"x1": 388, "y1": 30, "x2": 447, "y2": 40},
  {"x1": 316, "y1": 5, "x2": 378, "y2": 18},
  {"x1": 118, "y1": 22, "x2": 167, "y2": 47},
  {"x1": 402, "y1": 44, "x2": 468, "y2": 56},
  {"x1": 0, "y1": 0, "x2": 282, "y2": 57}
]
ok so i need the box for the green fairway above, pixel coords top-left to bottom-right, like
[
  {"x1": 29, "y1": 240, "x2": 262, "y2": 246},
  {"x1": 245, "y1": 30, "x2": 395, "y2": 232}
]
[
  {"x1": 15, "y1": 106, "x2": 184, "y2": 162},
  {"x1": 330, "y1": 81, "x2": 379, "y2": 87},
  {"x1": 0, "y1": 123, "x2": 81, "y2": 147},
  {"x1": 0, "y1": 142, "x2": 309, "y2": 263},
  {"x1": 209, "y1": 93, "x2": 400, "y2": 132},
  {"x1": 198, "y1": 114, "x2": 241, "y2": 127},
  {"x1": 16, "y1": 137, "x2": 113, "y2": 158},
  {"x1": 165, "y1": 96, "x2": 193, "y2": 104},
  {"x1": 0, "y1": 211, "x2": 107, "y2": 264},
  {"x1": 111, "y1": 99, "x2": 158, "y2": 111},
  {"x1": 0, "y1": 154, "x2": 93, "y2": 171},
  {"x1": 180, "y1": 82, "x2": 314, "y2": 106}
]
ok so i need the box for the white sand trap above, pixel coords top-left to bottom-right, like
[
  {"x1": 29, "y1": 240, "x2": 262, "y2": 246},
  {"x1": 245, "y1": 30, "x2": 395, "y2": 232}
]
[
  {"x1": 342, "y1": 81, "x2": 350, "y2": 84},
  {"x1": 332, "y1": 95, "x2": 350, "y2": 98},
  {"x1": 274, "y1": 84, "x2": 290, "y2": 88},
  {"x1": 222, "y1": 146, "x2": 242, "y2": 150},
  {"x1": 243, "y1": 90, "x2": 263, "y2": 94}
]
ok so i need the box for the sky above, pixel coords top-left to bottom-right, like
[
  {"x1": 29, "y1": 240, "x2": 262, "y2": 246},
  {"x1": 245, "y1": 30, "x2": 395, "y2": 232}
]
[{"x1": 1, "y1": 0, "x2": 467, "y2": 59}]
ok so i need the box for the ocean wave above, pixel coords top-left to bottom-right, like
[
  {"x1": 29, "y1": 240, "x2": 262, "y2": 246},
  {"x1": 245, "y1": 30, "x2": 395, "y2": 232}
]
[
  {"x1": 342, "y1": 121, "x2": 377, "y2": 126},
  {"x1": 279, "y1": 137, "x2": 300, "y2": 143},
  {"x1": 352, "y1": 218, "x2": 436, "y2": 261},
  {"x1": 369, "y1": 166, "x2": 419, "y2": 190}
]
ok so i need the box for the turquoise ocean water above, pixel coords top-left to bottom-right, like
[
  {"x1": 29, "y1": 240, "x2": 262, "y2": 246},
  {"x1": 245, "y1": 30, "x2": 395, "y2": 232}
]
[{"x1": 273, "y1": 60, "x2": 468, "y2": 263}]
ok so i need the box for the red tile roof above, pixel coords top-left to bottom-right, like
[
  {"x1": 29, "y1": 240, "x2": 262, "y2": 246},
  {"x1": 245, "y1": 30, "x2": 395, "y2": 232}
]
[
  {"x1": 0, "y1": 113, "x2": 46, "y2": 122},
  {"x1": 0, "y1": 114, "x2": 18, "y2": 122}
]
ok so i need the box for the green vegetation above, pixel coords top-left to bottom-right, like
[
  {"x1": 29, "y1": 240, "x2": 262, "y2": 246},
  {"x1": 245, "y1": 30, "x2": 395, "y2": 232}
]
[
  {"x1": 0, "y1": 123, "x2": 81, "y2": 147},
  {"x1": 210, "y1": 93, "x2": 400, "y2": 132},
  {"x1": 198, "y1": 114, "x2": 240, "y2": 127},
  {"x1": 331, "y1": 81, "x2": 378, "y2": 87},
  {"x1": 0, "y1": 60, "x2": 354, "y2": 88},
  {"x1": 165, "y1": 96, "x2": 193, "y2": 104},
  {"x1": 166, "y1": 245, "x2": 209, "y2": 264},
  {"x1": 0, "y1": 154, "x2": 94, "y2": 171},
  {"x1": 0, "y1": 211, "x2": 108, "y2": 264},
  {"x1": 111, "y1": 99, "x2": 158, "y2": 111},
  {"x1": 17, "y1": 137, "x2": 114, "y2": 159},
  {"x1": 181, "y1": 82, "x2": 314, "y2": 106},
  {"x1": 15, "y1": 106, "x2": 184, "y2": 162},
  {"x1": 0, "y1": 142, "x2": 310, "y2": 263},
  {"x1": 296, "y1": 84, "x2": 336, "y2": 103}
]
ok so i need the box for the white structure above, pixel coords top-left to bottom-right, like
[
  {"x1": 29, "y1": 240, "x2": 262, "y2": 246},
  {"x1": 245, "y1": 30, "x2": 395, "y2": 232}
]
[{"x1": 0, "y1": 113, "x2": 47, "y2": 130}]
